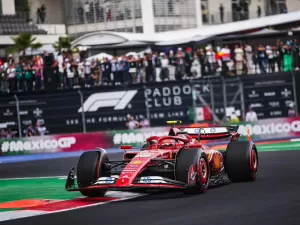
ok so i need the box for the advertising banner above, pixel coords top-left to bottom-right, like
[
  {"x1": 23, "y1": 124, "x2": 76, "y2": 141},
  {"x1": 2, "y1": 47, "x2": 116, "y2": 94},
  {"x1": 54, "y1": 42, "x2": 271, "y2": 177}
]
[
  {"x1": 0, "y1": 72, "x2": 297, "y2": 135},
  {"x1": 1, "y1": 116, "x2": 300, "y2": 156},
  {"x1": 234, "y1": 117, "x2": 300, "y2": 140},
  {"x1": 0, "y1": 132, "x2": 112, "y2": 156}
]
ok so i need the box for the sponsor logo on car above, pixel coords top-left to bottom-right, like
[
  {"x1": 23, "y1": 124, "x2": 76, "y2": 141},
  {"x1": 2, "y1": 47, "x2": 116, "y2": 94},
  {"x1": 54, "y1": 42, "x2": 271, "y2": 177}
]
[
  {"x1": 131, "y1": 160, "x2": 143, "y2": 165},
  {"x1": 136, "y1": 152, "x2": 153, "y2": 158}
]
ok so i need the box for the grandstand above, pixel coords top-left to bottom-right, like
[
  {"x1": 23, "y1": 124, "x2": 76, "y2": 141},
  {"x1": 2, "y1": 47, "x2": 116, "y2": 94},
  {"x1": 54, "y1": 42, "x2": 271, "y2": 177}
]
[{"x1": 0, "y1": 15, "x2": 47, "y2": 35}]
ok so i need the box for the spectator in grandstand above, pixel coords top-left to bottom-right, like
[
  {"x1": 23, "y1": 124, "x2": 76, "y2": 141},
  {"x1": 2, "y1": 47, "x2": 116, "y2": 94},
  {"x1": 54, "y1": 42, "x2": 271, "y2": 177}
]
[
  {"x1": 126, "y1": 116, "x2": 139, "y2": 130},
  {"x1": 33, "y1": 60, "x2": 43, "y2": 91},
  {"x1": 26, "y1": 123, "x2": 35, "y2": 137},
  {"x1": 257, "y1": 6, "x2": 261, "y2": 18},
  {"x1": 230, "y1": 111, "x2": 240, "y2": 123},
  {"x1": 185, "y1": 47, "x2": 193, "y2": 78},
  {"x1": 197, "y1": 48, "x2": 206, "y2": 76},
  {"x1": 201, "y1": 5, "x2": 208, "y2": 23},
  {"x1": 0, "y1": 129, "x2": 6, "y2": 139},
  {"x1": 83, "y1": 59, "x2": 92, "y2": 87},
  {"x1": 160, "y1": 53, "x2": 169, "y2": 81},
  {"x1": 64, "y1": 58, "x2": 74, "y2": 89},
  {"x1": 144, "y1": 53, "x2": 154, "y2": 82},
  {"x1": 219, "y1": 4, "x2": 224, "y2": 23},
  {"x1": 122, "y1": 56, "x2": 130, "y2": 84},
  {"x1": 191, "y1": 53, "x2": 201, "y2": 78},
  {"x1": 128, "y1": 55, "x2": 137, "y2": 83},
  {"x1": 288, "y1": 102, "x2": 296, "y2": 117},
  {"x1": 139, "y1": 115, "x2": 149, "y2": 128},
  {"x1": 245, "y1": 107, "x2": 258, "y2": 122},
  {"x1": 0, "y1": 64, "x2": 6, "y2": 93},
  {"x1": 244, "y1": 44, "x2": 253, "y2": 74},
  {"x1": 37, "y1": 4, "x2": 47, "y2": 24},
  {"x1": 137, "y1": 56, "x2": 144, "y2": 83},
  {"x1": 23, "y1": 62, "x2": 33, "y2": 92},
  {"x1": 176, "y1": 48, "x2": 185, "y2": 80},
  {"x1": 7, "y1": 54, "x2": 14, "y2": 65},
  {"x1": 35, "y1": 121, "x2": 46, "y2": 136},
  {"x1": 6, "y1": 128, "x2": 15, "y2": 139},
  {"x1": 205, "y1": 45, "x2": 216, "y2": 74},
  {"x1": 7, "y1": 63, "x2": 16, "y2": 93},
  {"x1": 220, "y1": 45, "x2": 231, "y2": 75},
  {"x1": 168, "y1": 50, "x2": 176, "y2": 80},
  {"x1": 234, "y1": 44, "x2": 244, "y2": 75},
  {"x1": 15, "y1": 61, "x2": 23, "y2": 92},
  {"x1": 111, "y1": 56, "x2": 120, "y2": 85}
]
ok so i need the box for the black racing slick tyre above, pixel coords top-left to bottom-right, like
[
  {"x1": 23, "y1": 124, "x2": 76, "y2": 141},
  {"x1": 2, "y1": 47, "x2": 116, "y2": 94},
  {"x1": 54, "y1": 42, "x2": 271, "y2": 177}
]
[
  {"x1": 175, "y1": 148, "x2": 210, "y2": 194},
  {"x1": 77, "y1": 149, "x2": 109, "y2": 197},
  {"x1": 225, "y1": 141, "x2": 258, "y2": 182}
]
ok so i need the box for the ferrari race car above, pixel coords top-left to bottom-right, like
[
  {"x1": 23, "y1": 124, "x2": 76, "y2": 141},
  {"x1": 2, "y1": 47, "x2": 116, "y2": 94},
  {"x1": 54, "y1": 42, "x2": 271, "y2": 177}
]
[{"x1": 65, "y1": 121, "x2": 258, "y2": 197}]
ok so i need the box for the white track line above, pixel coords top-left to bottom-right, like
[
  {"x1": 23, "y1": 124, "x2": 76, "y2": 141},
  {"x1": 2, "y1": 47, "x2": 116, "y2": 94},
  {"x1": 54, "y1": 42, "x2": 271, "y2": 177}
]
[{"x1": 0, "y1": 192, "x2": 146, "y2": 222}]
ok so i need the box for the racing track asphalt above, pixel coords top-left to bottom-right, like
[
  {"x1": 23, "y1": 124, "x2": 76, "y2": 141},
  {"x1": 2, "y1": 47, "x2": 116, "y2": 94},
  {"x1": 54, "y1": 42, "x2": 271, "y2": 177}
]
[{"x1": 1, "y1": 150, "x2": 300, "y2": 225}]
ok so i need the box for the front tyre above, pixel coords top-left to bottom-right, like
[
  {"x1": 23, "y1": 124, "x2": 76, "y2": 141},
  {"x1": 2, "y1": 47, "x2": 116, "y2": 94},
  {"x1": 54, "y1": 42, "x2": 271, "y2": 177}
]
[
  {"x1": 225, "y1": 141, "x2": 258, "y2": 182},
  {"x1": 77, "y1": 150, "x2": 109, "y2": 197},
  {"x1": 175, "y1": 148, "x2": 210, "y2": 194}
]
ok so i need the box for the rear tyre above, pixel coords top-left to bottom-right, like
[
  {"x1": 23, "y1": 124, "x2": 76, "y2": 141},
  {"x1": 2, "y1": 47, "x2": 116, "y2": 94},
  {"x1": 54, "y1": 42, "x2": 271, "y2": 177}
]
[
  {"x1": 77, "y1": 150, "x2": 109, "y2": 197},
  {"x1": 175, "y1": 148, "x2": 210, "y2": 194},
  {"x1": 225, "y1": 141, "x2": 258, "y2": 182}
]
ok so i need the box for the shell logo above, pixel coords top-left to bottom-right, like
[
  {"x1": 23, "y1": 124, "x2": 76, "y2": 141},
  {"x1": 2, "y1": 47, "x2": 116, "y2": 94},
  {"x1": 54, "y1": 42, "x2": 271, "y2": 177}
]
[{"x1": 131, "y1": 160, "x2": 142, "y2": 165}]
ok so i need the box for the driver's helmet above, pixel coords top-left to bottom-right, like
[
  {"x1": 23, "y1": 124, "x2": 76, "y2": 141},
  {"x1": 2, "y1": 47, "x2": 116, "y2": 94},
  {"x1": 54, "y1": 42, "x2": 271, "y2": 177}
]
[{"x1": 161, "y1": 139, "x2": 176, "y2": 148}]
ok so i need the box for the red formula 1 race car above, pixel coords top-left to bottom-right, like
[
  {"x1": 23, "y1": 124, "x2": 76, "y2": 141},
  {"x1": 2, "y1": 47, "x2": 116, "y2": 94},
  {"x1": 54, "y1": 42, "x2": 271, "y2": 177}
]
[{"x1": 65, "y1": 121, "x2": 258, "y2": 197}]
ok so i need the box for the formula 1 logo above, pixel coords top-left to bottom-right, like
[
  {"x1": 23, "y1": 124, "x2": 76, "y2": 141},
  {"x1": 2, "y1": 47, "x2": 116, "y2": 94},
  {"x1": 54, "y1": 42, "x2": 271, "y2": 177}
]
[{"x1": 78, "y1": 90, "x2": 138, "y2": 113}]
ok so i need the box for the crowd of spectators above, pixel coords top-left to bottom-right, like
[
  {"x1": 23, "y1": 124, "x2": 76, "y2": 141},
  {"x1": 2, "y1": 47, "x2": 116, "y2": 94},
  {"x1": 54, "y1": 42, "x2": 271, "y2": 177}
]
[{"x1": 0, "y1": 38, "x2": 299, "y2": 93}]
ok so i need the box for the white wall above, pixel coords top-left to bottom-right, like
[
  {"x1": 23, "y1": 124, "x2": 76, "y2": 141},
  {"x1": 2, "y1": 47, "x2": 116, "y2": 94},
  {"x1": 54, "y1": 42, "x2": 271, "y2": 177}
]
[
  {"x1": 1, "y1": 0, "x2": 16, "y2": 15},
  {"x1": 286, "y1": 0, "x2": 300, "y2": 12}
]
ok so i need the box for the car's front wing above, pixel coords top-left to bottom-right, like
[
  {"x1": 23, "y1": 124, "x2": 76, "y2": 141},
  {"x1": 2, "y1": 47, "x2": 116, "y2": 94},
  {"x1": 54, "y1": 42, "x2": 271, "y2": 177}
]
[{"x1": 65, "y1": 167, "x2": 187, "y2": 192}]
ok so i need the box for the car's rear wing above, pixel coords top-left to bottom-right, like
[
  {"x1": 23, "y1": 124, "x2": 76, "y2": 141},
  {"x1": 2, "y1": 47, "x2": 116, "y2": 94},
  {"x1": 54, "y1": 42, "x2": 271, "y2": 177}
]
[{"x1": 180, "y1": 126, "x2": 239, "y2": 140}]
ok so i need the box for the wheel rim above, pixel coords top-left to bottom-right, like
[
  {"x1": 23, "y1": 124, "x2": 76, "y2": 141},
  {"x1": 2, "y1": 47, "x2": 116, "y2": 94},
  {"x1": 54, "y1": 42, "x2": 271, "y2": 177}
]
[
  {"x1": 198, "y1": 158, "x2": 208, "y2": 184},
  {"x1": 250, "y1": 149, "x2": 258, "y2": 174}
]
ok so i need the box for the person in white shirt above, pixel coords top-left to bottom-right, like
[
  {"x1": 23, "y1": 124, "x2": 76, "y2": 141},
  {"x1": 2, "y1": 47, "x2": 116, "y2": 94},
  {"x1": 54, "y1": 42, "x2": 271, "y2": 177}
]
[
  {"x1": 160, "y1": 53, "x2": 169, "y2": 81},
  {"x1": 244, "y1": 44, "x2": 253, "y2": 74},
  {"x1": 126, "y1": 116, "x2": 139, "y2": 130},
  {"x1": 65, "y1": 58, "x2": 74, "y2": 89},
  {"x1": 7, "y1": 64, "x2": 16, "y2": 93},
  {"x1": 245, "y1": 107, "x2": 258, "y2": 122},
  {"x1": 234, "y1": 44, "x2": 244, "y2": 75},
  {"x1": 83, "y1": 60, "x2": 91, "y2": 87},
  {"x1": 205, "y1": 46, "x2": 216, "y2": 74},
  {"x1": 191, "y1": 54, "x2": 201, "y2": 78}
]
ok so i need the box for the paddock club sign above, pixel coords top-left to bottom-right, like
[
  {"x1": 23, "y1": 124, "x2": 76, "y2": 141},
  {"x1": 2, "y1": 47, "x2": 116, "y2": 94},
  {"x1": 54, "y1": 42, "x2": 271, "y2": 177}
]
[{"x1": 0, "y1": 73, "x2": 295, "y2": 134}]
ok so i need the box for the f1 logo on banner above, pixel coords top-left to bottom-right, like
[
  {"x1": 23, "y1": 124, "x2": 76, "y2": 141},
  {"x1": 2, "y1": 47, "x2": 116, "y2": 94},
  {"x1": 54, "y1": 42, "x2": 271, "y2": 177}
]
[{"x1": 78, "y1": 90, "x2": 138, "y2": 112}]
